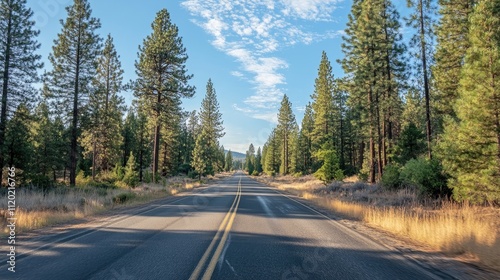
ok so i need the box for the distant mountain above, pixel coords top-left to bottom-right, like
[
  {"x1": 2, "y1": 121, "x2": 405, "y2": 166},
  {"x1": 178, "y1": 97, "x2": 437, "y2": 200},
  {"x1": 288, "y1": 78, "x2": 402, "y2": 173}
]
[{"x1": 225, "y1": 150, "x2": 246, "y2": 160}]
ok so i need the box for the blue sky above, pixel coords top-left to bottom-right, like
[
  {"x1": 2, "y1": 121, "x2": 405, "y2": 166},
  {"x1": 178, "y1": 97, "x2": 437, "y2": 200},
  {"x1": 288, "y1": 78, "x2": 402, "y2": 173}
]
[{"x1": 28, "y1": 0, "x2": 410, "y2": 153}]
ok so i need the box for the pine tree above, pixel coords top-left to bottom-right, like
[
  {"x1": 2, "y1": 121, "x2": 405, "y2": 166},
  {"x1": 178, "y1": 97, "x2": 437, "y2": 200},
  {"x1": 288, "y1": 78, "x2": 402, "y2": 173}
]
[
  {"x1": 406, "y1": 0, "x2": 436, "y2": 159},
  {"x1": 255, "y1": 147, "x2": 263, "y2": 173},
  {"x1": 395, "y1": 122, "x2": 426, "y2": 164},
  {"x1": 123, "y1": 152, "x2": 139, "y2": 188},
  {"x1": 261, "y1": 144, "x2": 267, "y2": 173},
  {"x1": 311, "y1": 52, "x2": 335, "y2": 153},
  {"x1": 199, "y1": 79, "x2": 225, "y2": 163},
  {"x1": 217, "y1": 145, "x2": 225, "y2": 173},
  {"x1": 3, "y1": 104, "x2": 33, "y2": 181},
  {"x1": 298, "y1": 103, "x2": 314, "y2": 173},
  {"x1": 192, "y1": 129, "x2": 211, "y2": 179},
  {"x1": 314, "y1": 142, "x2": 343, "y2": 184},
  {"x1": 246, "y1": 143, "x2": 255, "y2": 174},
  {"x1": 159, "y1": 112, "x2": 182, "y2": 176},
  {"x1": 224, "y1": 150, "x2": 233, "y2": 172},
  {"x1": 438, "y1": 0, "x2": 500, "y2": 203},
  {"x1": 264, "y1": 129, "x2": 280, "y2": 175},
  {"x1": 45, "y1": 0, "x2": 101, "y2": 186},
  {"x1": 340, "y1": 0, "x2": 405, "y2": 182},
  {"x1": 333, "y1": 78, "x2": 349, "y2": 170},
  {"x1": 196, "y1": 79, "x2": 225, "y2": 173},
  {"x1": 277, "y1": 94, "x2": 297, "y2": 175},
  {"x1": 134, "y1": 9, "x2": 194, "y2": 182},
  {"x1": 433, "y1": 0, "x2": 476, "y2": 129},
  {"x1": 122, "y1": 109, "x2": 137, "y2": 167},
  {"x1": 135, "y1": 108, "x2": 151, "y2": 182},
  {"x1": 184, "y1": 110, "x2": 199, "y2": 165},
  {"x1": 0, "y1": 0, "x2": 42, "y2": 185},
  {"x1": 32, "y1": 100, "x2": 67, "y2": 183},
  {"x1": 81, "y1": 34, "x2": 125, "y2": 179},
  {"x1": 289, "y1": 128, "x2": 300, "y2": 174}
]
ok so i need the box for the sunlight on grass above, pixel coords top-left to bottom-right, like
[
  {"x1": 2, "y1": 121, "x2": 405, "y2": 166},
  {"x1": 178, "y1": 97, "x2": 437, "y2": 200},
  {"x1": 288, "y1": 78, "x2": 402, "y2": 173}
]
[
  {"x1": 0, "y1": 175, "x2": 219, "y2": 235},
  {"x1": 257, "y1": 175, "x2": 500, "y2": 270}
]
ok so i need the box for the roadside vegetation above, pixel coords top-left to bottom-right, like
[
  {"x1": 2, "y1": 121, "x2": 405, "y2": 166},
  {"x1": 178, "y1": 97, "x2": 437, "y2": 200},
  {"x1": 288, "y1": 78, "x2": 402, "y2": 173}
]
[
  {"x1": 0, "y1": 172, "x2": 232, "y2": 234},
  {"x1": 0, "y1": 1, "x2": 235, "y2": 235},
  {"x1": 256, "y1": 175, "x2": 500, "y2": 271},
  {"x1": 238, "y1": 0, "x2": 499, "y2": 270}
]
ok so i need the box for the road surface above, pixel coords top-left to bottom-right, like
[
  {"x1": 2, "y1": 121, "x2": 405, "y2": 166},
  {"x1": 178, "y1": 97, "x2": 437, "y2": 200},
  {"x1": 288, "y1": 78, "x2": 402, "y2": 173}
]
[{"x1": 1, "y1": 172, "x2": 445, "y2": 279}]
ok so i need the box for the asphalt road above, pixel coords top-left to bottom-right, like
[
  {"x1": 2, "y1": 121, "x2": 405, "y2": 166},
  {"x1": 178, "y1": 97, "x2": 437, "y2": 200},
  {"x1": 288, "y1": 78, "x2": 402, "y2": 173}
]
[{"x1": 0, "y1": 172, "x2": 444, "y2": 280}]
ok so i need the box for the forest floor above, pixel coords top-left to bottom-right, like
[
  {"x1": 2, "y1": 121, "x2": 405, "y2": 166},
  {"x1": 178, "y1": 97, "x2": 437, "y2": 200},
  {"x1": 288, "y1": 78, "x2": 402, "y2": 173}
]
[
  {"x1": 0, "y1": 172, "x2": 233, "y2": 236},
  {"x1": 255, "y1": 174, "x2": 500, "y2": 276}
]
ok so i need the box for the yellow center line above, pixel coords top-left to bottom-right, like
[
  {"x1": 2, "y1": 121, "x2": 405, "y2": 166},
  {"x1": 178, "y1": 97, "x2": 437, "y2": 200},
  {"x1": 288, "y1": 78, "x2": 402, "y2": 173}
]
[
  {"x1": 188, "y1": 176, "x2": 242, "y2": 280},
  {"x1": 201, "y1": 178, "x2": 241, "y2": 280}
]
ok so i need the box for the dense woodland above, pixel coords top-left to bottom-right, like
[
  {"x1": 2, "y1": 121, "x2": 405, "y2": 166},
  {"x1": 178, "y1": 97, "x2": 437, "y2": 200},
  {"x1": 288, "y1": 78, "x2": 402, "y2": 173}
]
[
  {"x1": 244, "y1": 0, "x2": 499, "y2": 204},
  {"x1": 0, "y1": 0, "x2": 498, "y2": 204},
  {"x1": 0, "y1": 0, "x2": 229, "y2": 188}
]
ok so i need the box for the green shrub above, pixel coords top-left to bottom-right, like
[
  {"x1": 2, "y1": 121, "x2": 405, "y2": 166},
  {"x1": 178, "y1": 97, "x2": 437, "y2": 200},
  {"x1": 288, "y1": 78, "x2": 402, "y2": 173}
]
[
  {"x1": 113, "y1": 164, "x2": 125, "y2": 181},
  {"x1": 28, "y1": 174, "x2": 53, "y2": 189},
  {"x1": 112, "y1": 192, "x2": 136, "y2": 204},
  {"x1": 122, "y1": 152, "x2": 139, "y2": 188},
  {"x1": 394, "y1": 122, "x2": 426, "y2": 164},
  {"x1": 381, "y1": 164, "x2": 401, "y2": 190},
  {"x1": 313, "y1": 144, "x2": 344, "y2": 184},
  {"x1": 400, "y1": 158, "x2": 450, "y2": 197},
  {"x1": 188, "y1": 170, "x2": 199, "y2": 179},
  {"x1": 178, "y1": 163, "x2": 192, "y2": 175},
  {"x1": 251, "y1": 170, "x2": 259, "y2": 176}
]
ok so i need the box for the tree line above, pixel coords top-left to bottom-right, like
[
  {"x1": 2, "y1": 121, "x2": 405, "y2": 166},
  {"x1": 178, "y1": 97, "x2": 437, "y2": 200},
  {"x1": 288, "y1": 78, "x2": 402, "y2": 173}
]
[
  {"x1": 0, "y1": 0, "x2": 229, "y2": 188},
  {"x1": 246, "y1": 0, "x2": 499, "y2": 204}
]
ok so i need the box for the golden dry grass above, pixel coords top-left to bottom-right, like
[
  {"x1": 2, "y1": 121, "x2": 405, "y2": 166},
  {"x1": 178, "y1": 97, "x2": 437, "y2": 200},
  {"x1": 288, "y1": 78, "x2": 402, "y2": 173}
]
[
  {"x1": 256, "y1": 175, "x2": 500, "y2": 271},
  {"x1": 0, "y1": 176, "x2": 208, "y2": 234}
]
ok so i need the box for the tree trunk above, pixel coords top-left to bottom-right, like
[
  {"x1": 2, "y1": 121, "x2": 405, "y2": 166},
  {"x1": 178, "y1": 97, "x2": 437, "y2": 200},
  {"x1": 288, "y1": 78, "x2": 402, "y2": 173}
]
[
  {"x1": 92, "y1": 138, "x2": 96, "y2": 181},
  {"x1": 490, "y1": 55, "x2": 500, "y2": 173},
  {"x1": 376, "y1": 88, "x2": 383, "y2": 180},
  {"x1": 152, "y1": 88, "x2": 162, "y2": 183},
  {"x1": 139, "y1": 128, "x2": 144, "y2": 182},
  {"x1": 369, "y1": 86, "x2": 376, "y2": 184},
  {"x1": 70, "y1": 24, "x2": 82, "y2": 186},
  {"x1": 153, "y1": 124, "x2": 160, "y2": 183},
  {"x1": 420, "y1": 0, "x2": 432, "y2": 160},
  {"x1": 0, "y1": 6, "x2": 12, "y2": 186}
]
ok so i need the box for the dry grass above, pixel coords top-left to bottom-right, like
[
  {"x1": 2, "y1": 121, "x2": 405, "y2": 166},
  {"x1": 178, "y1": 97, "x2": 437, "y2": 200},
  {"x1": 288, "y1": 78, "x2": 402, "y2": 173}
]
[
  {"x1": 0, "y1": 175, "x2": 210, "y2": 234},
  {"x1": 256, "y1": 175, "x2": 500, "y2": 271}
]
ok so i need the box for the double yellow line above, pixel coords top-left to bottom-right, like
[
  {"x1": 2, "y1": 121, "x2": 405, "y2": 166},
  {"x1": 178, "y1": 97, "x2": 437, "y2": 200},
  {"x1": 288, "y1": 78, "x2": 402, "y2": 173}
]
[{"x1": 189, "y1": 176, "x2": 242, "y2": 280}]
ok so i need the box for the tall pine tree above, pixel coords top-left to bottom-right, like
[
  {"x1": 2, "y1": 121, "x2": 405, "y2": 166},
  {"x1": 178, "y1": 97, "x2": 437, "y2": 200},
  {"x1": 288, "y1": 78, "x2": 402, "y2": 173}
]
[
  {"x1": 438, "y1": 0, "x2": 500, "y2": 203},
  {"x1": 277, "y1": 94, "x2": 297, "y2": 175},
  {"x1": 198, "y1": 79, "x2": 225, "y2": 173},
  {"x1": 297, "y1": 103, "x2": 314, "y2": 173},
  {"x1": 0, "y1": 0, "x2": 42, "y2": 185},
  {"x1": 406, "y1": 0, "x2": 436, "y2": 159},
  {"x1": 81, "y1": 34, "x2": 125, "y2": 179},
  {"x1": 134, "y1": 9, "x2": 194, "y2": 182},
  {"x1": 224, "y1": 150, "x2": 233, "y2": 172},
  {"x1": 340, "y1": 0, "x2": 405, "y2": 182},
  {"x1": 433, "y1": 0, "x2": 476, "y2": 130},
  {"x1": 311, "y1": 52, "x2": 335, "y2": 154},
  {"x1": 45, "y1": 0, "x2": 101, "y2": 186}
]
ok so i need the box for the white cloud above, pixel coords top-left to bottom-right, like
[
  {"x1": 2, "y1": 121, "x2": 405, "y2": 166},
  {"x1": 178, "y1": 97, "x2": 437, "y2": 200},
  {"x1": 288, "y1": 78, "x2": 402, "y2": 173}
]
[
  {"x1": 231, "y1": 71, "x2": 244, "y2": 77},
  {"x1": 233, "y1": 104, "x2": 255, "y2": 113},
  {"x1": 280, "y1": 0, "x2": 341, "y2": 21},
  {"x1": 181, "y1": 0, "x2": 342, "y2": 120},
  {"x1": 252, "y1": 112, "x2": 279, "y2": 124}
]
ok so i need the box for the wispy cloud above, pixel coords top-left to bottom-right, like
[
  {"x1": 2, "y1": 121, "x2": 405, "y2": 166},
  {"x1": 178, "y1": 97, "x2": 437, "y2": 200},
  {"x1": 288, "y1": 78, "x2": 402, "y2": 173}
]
[{"x1": 181, "y1": 0, "x2": 342, "y2": 121}]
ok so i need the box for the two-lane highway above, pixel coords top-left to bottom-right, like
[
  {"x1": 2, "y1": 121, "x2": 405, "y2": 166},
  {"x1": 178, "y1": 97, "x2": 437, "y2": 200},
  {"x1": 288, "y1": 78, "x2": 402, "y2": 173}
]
[{"x1": 1, "y1": 172, "x2": 442, "y2": 279}]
